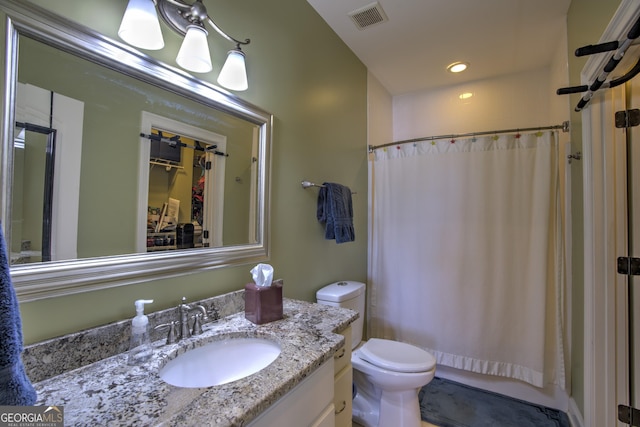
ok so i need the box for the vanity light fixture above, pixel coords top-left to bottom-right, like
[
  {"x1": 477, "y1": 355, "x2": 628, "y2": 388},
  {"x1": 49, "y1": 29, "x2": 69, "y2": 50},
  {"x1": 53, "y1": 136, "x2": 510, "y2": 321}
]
[
  {"x1": 447, "y1": 62, "x2": 469, "y2": 73},
  {"x1": 118, "y1": 0, "x2": 250, "y2": 90}
]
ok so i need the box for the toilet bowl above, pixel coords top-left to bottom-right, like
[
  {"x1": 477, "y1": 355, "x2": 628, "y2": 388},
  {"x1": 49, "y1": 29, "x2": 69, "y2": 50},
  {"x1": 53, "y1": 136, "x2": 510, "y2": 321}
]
[
  {"x1": 351, "y1": 338, "x2": 436, "y2": 427},
  {"x1": 316, "y1": 281, "x2": 436, "y2": 427}
]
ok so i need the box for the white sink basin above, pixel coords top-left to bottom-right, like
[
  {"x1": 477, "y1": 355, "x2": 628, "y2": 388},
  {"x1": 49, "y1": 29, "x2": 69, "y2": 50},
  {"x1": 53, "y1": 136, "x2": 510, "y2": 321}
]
[{"x1": 159, "y1": 337, "x2": 281, "y2": 388}]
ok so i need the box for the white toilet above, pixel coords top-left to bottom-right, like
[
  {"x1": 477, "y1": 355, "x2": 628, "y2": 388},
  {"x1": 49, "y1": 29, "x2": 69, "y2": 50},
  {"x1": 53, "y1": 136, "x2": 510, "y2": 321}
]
[{"x1": 316, "y1": 281, "x2": 436, "y2": 427}]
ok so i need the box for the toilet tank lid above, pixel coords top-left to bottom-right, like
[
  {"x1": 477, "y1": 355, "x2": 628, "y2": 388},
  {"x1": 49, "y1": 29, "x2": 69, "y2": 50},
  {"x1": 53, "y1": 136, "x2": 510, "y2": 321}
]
[{"x1": 316, "y1": 281, "x2": 365, "y2": 302}]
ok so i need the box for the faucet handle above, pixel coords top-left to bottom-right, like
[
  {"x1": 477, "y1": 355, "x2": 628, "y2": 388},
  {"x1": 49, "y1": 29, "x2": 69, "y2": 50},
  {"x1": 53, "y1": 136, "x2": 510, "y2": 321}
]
[{"x1": 155, "y1": 321, "x2": 178, "y2": 344}]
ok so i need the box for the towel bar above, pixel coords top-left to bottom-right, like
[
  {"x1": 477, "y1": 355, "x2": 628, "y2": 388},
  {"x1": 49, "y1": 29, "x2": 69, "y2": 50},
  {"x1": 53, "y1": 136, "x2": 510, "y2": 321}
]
[
  {"x1": 301, "y1": 180, "x2": 324, "y2": 189},
  {"x1": 301, "y1": 180, "x2": 356, "y2": 194}
]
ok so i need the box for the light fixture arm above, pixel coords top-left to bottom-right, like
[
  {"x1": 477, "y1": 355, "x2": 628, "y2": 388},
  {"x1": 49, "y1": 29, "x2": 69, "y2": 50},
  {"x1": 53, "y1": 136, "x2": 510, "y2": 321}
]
[
  {"x1": 157, "y1": 0, "x2": 249, "y2": 46},
  {"x1": 206, "y1": 16, "x2": 250, "y2": 46}
]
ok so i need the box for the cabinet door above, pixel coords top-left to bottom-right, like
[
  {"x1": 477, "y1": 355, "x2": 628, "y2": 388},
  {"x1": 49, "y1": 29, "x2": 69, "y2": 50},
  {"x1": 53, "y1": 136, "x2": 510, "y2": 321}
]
[
  {"x1": 334, "y1": 365, "x2": 353, "y2": 427},
  {"x1": 248, "y1": 360, "x2": 334, "y2": 426}
]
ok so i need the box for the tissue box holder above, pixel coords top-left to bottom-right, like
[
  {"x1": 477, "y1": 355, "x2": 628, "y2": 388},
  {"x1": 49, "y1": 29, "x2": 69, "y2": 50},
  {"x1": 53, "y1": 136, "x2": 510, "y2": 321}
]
[{"x1": 245, "y1": 279, "x2": 283, "y2": 324}]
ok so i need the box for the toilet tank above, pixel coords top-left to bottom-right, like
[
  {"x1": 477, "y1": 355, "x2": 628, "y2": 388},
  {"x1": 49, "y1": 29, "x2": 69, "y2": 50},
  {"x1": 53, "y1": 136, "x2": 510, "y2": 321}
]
[{"x1": 316, "y1": 281, "x2": 365, "y2": 349}]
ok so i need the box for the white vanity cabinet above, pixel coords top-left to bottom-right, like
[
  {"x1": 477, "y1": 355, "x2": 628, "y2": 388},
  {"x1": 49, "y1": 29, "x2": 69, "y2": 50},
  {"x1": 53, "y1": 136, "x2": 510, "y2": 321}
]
[
  {"x1": 334, "y1": 326, "x2": 353, "y2": 427},
  {"x1": 248, "y1": 359, "x2": 335, "y2": 427},
  {"x1": 248, "y1": 325, "x2": 354, "y2": 427}
]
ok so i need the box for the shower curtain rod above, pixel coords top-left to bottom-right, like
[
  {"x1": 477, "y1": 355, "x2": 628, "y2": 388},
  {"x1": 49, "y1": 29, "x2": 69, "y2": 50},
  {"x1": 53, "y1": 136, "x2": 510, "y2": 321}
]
[{"x1": 367, "y1": 121, "x2": 570, "y2": 152}]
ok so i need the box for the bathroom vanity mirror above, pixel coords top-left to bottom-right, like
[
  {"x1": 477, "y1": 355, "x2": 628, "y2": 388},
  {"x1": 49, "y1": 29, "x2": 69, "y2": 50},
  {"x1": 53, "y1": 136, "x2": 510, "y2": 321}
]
[{"x1": 0, "y1": 1, "x2": 272, "y2": 301}]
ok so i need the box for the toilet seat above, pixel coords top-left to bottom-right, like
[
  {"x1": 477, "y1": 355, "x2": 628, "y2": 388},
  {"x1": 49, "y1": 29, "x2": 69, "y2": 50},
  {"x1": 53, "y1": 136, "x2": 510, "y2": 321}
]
[{"x1": 359, "y1": 338, "x2": 436, "y2": 373}]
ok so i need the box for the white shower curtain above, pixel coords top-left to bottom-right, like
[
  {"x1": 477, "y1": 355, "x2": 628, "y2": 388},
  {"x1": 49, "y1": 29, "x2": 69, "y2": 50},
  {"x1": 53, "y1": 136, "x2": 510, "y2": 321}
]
[{"x1": 369, "y1": 131, "x2": 565, "y2": 388}]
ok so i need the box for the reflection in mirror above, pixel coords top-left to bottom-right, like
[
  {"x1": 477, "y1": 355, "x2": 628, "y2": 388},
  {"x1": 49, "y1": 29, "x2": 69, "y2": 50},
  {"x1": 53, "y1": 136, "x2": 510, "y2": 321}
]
[
  {"x1": 16, "y1": 36, "x2": 260, "y2": 260},
  {"x1": 13, "y1": 82, "x2": 84, "y2": 265},
  {"x1": 145, "y1": 129, "x2": 218, "y2": 252},
  {"x1": 141, "y1": 119, "x2": 257, "y2": 252},
  {"x1": 11, "y1": 122, "x2": 55, "y2": 264},
  {"x1": 0, "y1": 1, "x2": 272, "y2": 301}
]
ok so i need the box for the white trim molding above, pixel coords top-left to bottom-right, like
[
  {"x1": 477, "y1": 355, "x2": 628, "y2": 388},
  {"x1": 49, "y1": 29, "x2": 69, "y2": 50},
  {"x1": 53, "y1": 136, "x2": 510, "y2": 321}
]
[{"x1": 580, "y1": 1, "x2": 639, "y2": 426}]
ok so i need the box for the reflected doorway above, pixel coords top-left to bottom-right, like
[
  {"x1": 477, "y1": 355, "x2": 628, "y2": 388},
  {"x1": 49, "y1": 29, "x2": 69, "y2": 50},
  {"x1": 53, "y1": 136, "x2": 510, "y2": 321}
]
[
  {"x1": 145, "y1": 129, "x2": 221, "y2": 251},
  {"x1": 11, "y1": 83, "x2": 84, "y2": 265},
  {"x1": 11, "y1": 122, "x2": 55, "y2": 263},
  {"x1": 136, "y1": 112, "x2": 226, "y2": 253}
]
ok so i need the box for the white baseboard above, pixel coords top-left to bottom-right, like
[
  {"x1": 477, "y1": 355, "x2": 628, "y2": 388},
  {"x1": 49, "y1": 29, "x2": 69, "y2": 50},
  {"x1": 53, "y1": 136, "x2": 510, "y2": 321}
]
[{"x1": 568, "y1": 397, "x2": 584, "y2": 427}]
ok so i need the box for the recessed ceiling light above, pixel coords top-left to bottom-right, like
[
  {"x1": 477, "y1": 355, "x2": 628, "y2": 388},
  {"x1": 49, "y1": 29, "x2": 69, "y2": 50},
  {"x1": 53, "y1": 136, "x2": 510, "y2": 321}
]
[
  {"x1": 459, "y1": 92, "x2": 473, "y2": 100},
  {"x1": 447, "y1": 62, "x2": 469, "y2": 73}
]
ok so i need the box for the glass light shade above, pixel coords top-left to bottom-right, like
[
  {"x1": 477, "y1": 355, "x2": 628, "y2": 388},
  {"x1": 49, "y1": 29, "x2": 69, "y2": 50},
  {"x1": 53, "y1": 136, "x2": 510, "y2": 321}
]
[
  {"x1": 217, "y1": 50, "x2": 248, "y2": 91},
  {"x1": 176, "y1": 26, "x2": 213, "y2": 73},
  {"x1": 118, "y1": 0, "x2": 164, "y2": 50}
]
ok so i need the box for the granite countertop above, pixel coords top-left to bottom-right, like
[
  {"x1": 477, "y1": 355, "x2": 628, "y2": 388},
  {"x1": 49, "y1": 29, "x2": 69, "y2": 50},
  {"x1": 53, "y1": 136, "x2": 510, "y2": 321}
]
[{"x1": 32, "y1": 298, "x2": 357, "y2": 426}]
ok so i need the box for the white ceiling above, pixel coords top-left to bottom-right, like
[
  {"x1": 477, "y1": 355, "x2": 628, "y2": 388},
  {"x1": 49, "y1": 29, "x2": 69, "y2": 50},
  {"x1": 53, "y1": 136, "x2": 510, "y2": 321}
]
[{"x1": 306, "y1": 0, "x2": 571, "y2": 95}]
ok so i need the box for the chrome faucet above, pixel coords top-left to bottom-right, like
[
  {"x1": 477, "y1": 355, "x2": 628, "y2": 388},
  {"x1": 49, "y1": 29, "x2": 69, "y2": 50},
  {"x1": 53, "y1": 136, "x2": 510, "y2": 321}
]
[{"x1": 178, "y1": 297, "x2": 207, "y2": 340}]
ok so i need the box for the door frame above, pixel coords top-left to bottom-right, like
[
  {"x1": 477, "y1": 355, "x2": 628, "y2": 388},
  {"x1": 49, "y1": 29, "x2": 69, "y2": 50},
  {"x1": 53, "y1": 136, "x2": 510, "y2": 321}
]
[
  {"x1": 581, "y1": 2, "x2": 639, "y2": 426},
  {"x1": 14, "y1": 83, "x2": 84, "y2": 262}
]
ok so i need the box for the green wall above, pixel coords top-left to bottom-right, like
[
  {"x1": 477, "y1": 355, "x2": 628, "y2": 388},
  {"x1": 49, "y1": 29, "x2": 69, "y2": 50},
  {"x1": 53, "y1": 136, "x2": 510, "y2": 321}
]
[
  {"x1": 14, "y1": 0, "x2": 368, "y2": 344},
  {"x1": 566, "y1": 0, "x2": 622, "y2": 415}
]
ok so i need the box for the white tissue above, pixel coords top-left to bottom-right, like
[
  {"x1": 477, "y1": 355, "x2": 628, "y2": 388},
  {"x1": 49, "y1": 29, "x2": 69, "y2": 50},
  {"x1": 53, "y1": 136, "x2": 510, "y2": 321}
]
[{"x1": 251, "y1": 263, "x2": 274, "y2": 287}]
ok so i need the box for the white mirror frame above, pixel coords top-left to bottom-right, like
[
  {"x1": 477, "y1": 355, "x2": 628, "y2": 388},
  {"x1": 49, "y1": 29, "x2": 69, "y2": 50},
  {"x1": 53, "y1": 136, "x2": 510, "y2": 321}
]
[{"x1": 0, "y1": 0, "x2": 272, "y2": 302}]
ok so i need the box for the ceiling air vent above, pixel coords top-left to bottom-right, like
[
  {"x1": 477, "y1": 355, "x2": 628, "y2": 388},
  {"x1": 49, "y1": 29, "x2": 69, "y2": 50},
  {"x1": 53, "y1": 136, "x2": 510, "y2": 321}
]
[{"x1": 348, "y1": 2, "x2": 388, "y2": 30}]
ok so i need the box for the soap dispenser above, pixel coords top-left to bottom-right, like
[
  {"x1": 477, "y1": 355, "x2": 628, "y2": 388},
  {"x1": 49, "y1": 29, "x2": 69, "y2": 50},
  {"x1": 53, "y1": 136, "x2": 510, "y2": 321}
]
[{"x1": 127, "y1": 299, "x2": 154, "y2": 366}]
